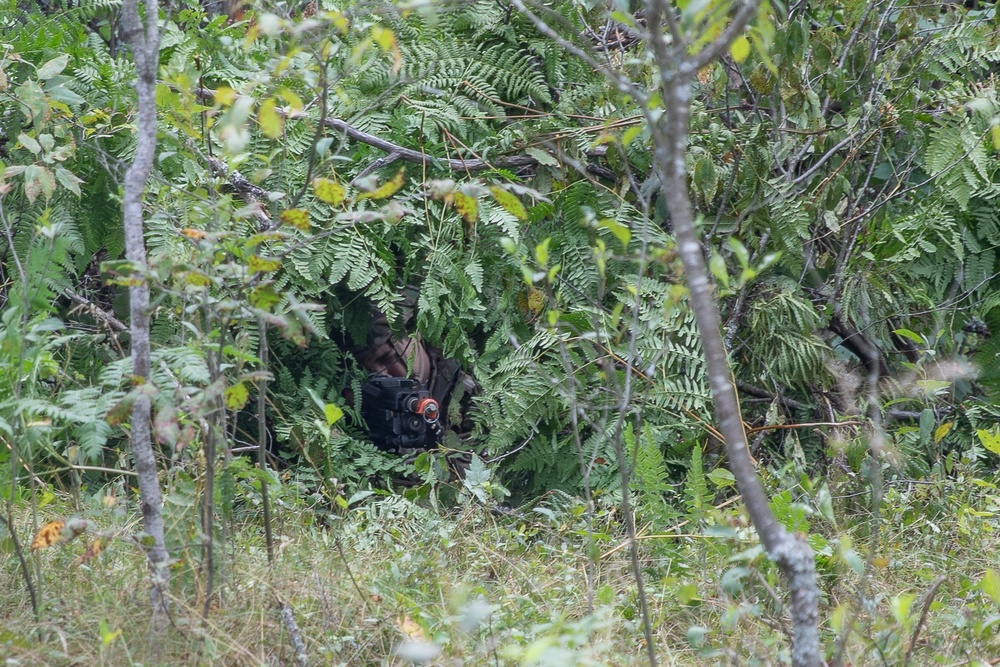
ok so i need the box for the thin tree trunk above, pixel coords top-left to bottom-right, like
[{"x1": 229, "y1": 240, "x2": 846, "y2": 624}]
[
  {"x1": 258, "y1": 317, "x2": 275, "y2": 565},
  {"x1": 122, "y1": 0, "x2": 169, "y2": 617},
  {"x1": 646, "y1": 2, "x2": 821, "y2": 665}
]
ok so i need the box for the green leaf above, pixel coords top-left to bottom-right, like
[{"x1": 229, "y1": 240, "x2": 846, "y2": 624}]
[
  {"x1": 525, "y1": 147, "x2": 559, "y2": 167},
  {"x1": 18, "y1": 133, "x2": 41, "y2": 155},
  {"x1": 720, "y1": 567, "x2": 749, "y2": 595},
  {"x1": 621, "y1": 125, "x2": 642, "y2": 147},
  {"x1": 251, "y1": 285, "x2": 281, "y2": 310},
  {"x1": 16, "y1": 80, "x2": 47, "y2": 124},
  {"x1": 709, "y1": 253, "x2": 729, "y2": 287},
  {"x1": 890, "y1": 593, "x2": 916, "y2": 625},
  {"x1": 892, "y1": 328, "x2": 924, "y2": 345},
  {"x1": 347, "y1": 490, "x2": 375, "y2": 506},
  {"x1": 817, "y1": 484, "x2": 836, "y2": 524},
  {"x1": 55, "y1": 168, "x2": 83, "y2": 196},
  {"x1": 37, "y1": 54, "x2": 69, "y2": 80},
  {"x1": 324, "y1": 403, "x2": 343, "y2": 426},
  {"x1": 934, "y1": 422, "x2": 953, "y2": 444},
  {"x1": 248, "y1": 255, "x2": 281, "y2": 273},
  {"x1": 371, "y1": 24, "x2": 396, "y2": 51},
  {"x1": 919, "y1": 409, "x2": 935, "y2": 448},
  {"x1": 598, "y1": 218, "x2": 631, "y2": 249},
  {"x1": 981, "y1": 569, "x2": 1000, "y2": 605},
  {"x1": 978, "y1": 429, "x2": 1000, "y2": 456},
  {"x1": 694, "y1": 156, "x2": 717, "y2": 198},
  {"x1": 535, "y1": 238, "x2": 550, "y2": 267},
  {"x1": 706, "y1": 468, "x2": 735, "y2": 487},
  {"x1": 685, "y1": 625, "x2": 708, "y2": 646},
  {"x1": 46, "y1": 84, "x2": 85, "y2": 105}
]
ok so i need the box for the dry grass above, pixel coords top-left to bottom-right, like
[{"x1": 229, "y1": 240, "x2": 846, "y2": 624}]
[{"x1": 3, "y1": 474, "x2": 1000, "y2": 666}]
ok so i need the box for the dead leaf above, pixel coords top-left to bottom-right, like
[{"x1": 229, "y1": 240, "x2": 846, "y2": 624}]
[
  {"x1": 31, "y1": 520, "x2": 65, "y2": 550},
  {"x1": 397, "y1": 615, "x2": 425, "y2": 641},
  {"x1": 74, "y1": 535, "x2": 109, "y2": 567}
]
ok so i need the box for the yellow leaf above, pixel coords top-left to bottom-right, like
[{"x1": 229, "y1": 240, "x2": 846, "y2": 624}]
[
  {"x1": 872, "y1": 556, "x2": 889, "y2": 569},
  {"x1": 279, "y1": 208, "x2": 310, "y2": 231},
  {"x1": 248, "y1": 255, "x2": 282, "y2": 273},
  {"x1": 312, "y1": 178, "x2": 346, "y2": 206},
  {"x1": 371, "y1": 25, "x2": 395, "y2": 52},
  {"x1": 258, "y1": 98, "x2": 284, "y2": 139},
  {"x1": 453, "y1": 191, "x2": 478, "y2": 223},
  {"x1": 329, "y1": 12, "x2": 349, "y2": 34},
  {"x1": 978, "y1": 429, "x2": 1000, "y2": 456},
  {"x1": 224, "y1": 382, "x2": 250, "y2": 410},
  {"x1": 370, "y1": 25, "x2": 402, "y2": 73},
  {"x1": 934, "y1": 421, "x2": 953, "y2": 444},
  {"x1": 730, "y1": 35, "x2": 751, "y2": 63},
  {"x1": 214, "y1": 86, "x2": 237, "y2": 106},
  {"x1": 489, "y1": 186, "x2": 527, "y2": 220},
  {"x1": 181, "y1": 270, "x2": 212, "y2": 287},
  {"x1": 357, "y1": 168, "x2": 405, "y2": 200},
  {"x1": 31, "y1": 520, "x2": 65, "y2": 550},
  {"x1": 181, "y1": 227, "x2": 206, "y2": 240},
  {"x1": 276, "y1": 87, "x2": 304, "y2": 111}
]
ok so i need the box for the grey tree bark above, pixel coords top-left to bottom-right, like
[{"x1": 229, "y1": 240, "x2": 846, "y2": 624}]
[
  {"x1": 121, "y1": 0, "x2": 169, "y2": 616},
  {"x1": 645, "y1": 1, "x2": 822, "y2": 665}
]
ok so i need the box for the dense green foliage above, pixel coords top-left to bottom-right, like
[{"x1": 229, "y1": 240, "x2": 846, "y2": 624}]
[
  {"x1": 3, "y1": 0, "x2": 1000, "y2": 663},
  {"x1": 16, "y1": 1, "x2": 1000, "y2": 487}
]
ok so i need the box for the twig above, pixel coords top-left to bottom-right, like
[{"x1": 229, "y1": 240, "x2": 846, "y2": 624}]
[
  {"x1": 62, "y1": 289, "x2": 127, "y2": 332},
  {"x1": 352, "y1": 151, "x2": 402, "y2": 183},
  {"x1": 258, "y1": 317, "x2": 275, "y2": 565},
  {"x1": 0, "y1": 512, "x2": 37, "y2": 618},
  {"x1": 311, "y1": 112, "x2": 537, "y2": 172},
  {"x1": 276, "y1": 594, "x2": 310, "y2": 667},
  {"x1": 601, "y1": 495, "x2": 744, "y2": 559},
  {"x1": 746, "y1": 420, "x2": 864, "y2": 435},
  {"x1": 756, "y1": 569, "x2": 794, "y2": 642},
  {"x1": 207, "y1": 157, "x2": 274, "y2": 230},
  {"x1": 194, "y1": 85, "x2": 540, "y2": 172},
  {"x1": 902, "y1": 576, "x2": 947, "y2": 667}
]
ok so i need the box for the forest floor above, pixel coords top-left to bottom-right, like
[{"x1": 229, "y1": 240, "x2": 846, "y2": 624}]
[{"x1": 3, "y1": 472, "x2": 1000, "y2": 666}]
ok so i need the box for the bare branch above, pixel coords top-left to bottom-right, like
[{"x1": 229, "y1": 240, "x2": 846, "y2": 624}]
[
  {"x1": 309, "y1": 112, "x2": 538, "y2": 172},
  {"x1": 276, "y1": 595, "x2": 310, "y2": 667},
  {"x1": 903, "y1": 576, "x2": 947, "y2": 667},
  {"x1": 507, "y1": 0, "x2": 647, "y2": 103},
  {"x1": 62, "y1": 289, "x2": 127, "y2": 332},
  {"x1": 686, "y1": 0, "x2": 759, "y2": 73}
]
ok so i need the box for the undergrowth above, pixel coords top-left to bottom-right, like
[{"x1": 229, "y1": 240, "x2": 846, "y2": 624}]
[{"x1": 3, "y1": 468, "x2": 1000, "y2": 666}]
